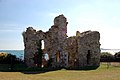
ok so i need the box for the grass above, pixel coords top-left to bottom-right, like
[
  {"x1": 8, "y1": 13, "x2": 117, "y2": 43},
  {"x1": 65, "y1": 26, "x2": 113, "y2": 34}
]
[{"x1": 0, "y1": 62, "x2": 120, "y2": 80}]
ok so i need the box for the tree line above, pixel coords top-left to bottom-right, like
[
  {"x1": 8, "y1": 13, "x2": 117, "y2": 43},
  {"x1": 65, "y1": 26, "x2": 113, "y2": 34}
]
[{"x1": 100, "y1": 51, "x2": 120, "y2": 62}]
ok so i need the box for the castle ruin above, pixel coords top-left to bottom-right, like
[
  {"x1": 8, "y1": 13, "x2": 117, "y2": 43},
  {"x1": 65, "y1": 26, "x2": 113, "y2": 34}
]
[{"x1": 22, "y1": 14, "x2": 101, "y2": 69}]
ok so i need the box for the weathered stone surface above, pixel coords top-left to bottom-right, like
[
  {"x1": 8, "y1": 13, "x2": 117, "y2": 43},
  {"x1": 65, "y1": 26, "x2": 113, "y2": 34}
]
[
  {"x1": 23, "y1": 14, "x2": 100, "y2": 68},
  {"x1": 76, "y1": 31, "x2": 80, "y2": 36}
]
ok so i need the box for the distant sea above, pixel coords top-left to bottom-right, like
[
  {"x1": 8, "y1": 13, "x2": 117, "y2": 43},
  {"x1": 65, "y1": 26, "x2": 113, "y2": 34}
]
[
  {"x1": 0, "y1": 50, "x2": 24, "y2": 60},
  {"x1": 0, "y1": 49, "x2": 119, "y2": 60}
]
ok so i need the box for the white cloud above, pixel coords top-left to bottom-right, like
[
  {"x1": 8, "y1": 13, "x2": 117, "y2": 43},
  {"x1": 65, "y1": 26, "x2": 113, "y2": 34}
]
[
  {"x1": 99, "y1": 27, "x2": 120, "y2": 49},
  {"x1": 112, "y1": 16, "x2": 120, "y2": 22}
]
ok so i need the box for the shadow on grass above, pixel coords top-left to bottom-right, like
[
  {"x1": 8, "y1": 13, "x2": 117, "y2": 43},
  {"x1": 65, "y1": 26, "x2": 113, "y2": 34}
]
[
  {"x1": 21, "y1": 68, "x2": 61, "y2": 74},
  {"x1": 0, "y1": 64, "x2": 62, "y2": 74},
  {"x1": 65, "y1": 66, "x2": 99, "y2": 71},
  {"x1": 0, "y1": 64, "x2": 100, "y2": 74},
  {"x1": 23, "y1": 68, "x2": 66, "y2": 74},
  {"x1": 21, "y1": 66, "x2": 100, "y2": 74}
]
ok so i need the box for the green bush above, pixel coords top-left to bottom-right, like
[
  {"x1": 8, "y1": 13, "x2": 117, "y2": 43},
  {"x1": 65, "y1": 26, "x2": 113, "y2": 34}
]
[
  {"x1": 0, "y1": 52, "x2": 22, "y2": 64},
  {"x1": 100, "y1": 52, "x2": 114, "y2": 62},
  {"x1": 114, "y1": 52, "x2": 120, "y2": 61}
]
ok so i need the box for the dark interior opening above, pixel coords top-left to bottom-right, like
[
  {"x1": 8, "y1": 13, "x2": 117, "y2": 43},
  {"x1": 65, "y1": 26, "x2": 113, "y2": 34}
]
[{"x1": 87, "y1": 50, "x2": 91, "y2": 65}]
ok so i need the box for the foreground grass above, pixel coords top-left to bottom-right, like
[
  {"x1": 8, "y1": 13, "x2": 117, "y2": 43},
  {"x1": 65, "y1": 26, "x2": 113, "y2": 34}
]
[{"x1": 0, "y1": 63, "x2": 120, "y2": 80}]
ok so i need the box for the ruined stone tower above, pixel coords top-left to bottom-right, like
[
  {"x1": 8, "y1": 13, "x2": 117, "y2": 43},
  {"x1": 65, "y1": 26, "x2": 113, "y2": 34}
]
[{"x1": 23, "y1": 14, "x2": 101, "y2": 69}]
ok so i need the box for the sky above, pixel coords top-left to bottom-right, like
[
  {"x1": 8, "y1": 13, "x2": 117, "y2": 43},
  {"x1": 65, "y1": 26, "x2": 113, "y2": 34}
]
[{"x1": 0, "y1": 0, "x2": 120, "y2": 50}]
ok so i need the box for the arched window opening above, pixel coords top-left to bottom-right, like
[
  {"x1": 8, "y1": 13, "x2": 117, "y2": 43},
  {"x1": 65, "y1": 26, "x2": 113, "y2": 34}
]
[
  {"x1": 41, "y1": 40, "x2": 45, "y2": 49},
  {"x1": 87, "y1": 50, "x2": 91, "y2": 65},
  {"x1": 56, "y1": 50, "x2": 60, "y2": 62}
]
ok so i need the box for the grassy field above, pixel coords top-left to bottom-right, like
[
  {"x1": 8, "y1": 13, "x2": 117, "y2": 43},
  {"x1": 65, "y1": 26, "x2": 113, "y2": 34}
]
[{"x1": 0, "y1": 63, "x2": 120, "y2": 80}]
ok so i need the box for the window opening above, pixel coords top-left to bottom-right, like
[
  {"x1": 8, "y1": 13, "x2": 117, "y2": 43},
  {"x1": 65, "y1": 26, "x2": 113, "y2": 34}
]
[{"x1": 41, "y1": 40, "x2": 45, "y2": 49}]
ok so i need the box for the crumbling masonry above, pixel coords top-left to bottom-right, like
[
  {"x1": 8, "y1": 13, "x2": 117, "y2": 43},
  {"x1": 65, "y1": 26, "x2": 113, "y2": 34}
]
[{"x1": 23, "y1": 15, "x2": 101, "y2": 69}]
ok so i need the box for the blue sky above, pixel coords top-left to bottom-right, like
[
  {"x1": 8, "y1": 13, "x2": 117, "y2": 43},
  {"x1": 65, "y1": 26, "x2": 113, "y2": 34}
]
[{"x1": 0, "y1": 0, "x2": 120, "y2": 50}]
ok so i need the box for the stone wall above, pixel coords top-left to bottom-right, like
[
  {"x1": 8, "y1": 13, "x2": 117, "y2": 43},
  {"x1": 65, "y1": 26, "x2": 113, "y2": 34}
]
[
  {"x1": 23, "y1": 14, "x2": 100, "y2": 69},
  {"x1": 66, "y1": 36, "x2": 78, "y2": 68},
  {"x1": 77, "y1": 31, "x2": 100, "y2": 67}
]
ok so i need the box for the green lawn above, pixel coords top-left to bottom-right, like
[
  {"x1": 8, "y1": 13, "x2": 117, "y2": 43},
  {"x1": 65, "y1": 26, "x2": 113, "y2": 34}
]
[{"x1": 0, "y1": 63, "x2": 120, "y2": 80}]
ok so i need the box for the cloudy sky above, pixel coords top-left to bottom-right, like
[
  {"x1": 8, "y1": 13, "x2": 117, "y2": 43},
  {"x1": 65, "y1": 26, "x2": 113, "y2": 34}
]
[{"x1": 0, "y1": 0, "x2": 120, "y2": 50}]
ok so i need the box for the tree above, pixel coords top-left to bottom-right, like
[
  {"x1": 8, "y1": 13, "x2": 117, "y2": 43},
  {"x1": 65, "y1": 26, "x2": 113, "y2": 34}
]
[
  {"x1": 0, "y1": 53, "x2": 23, "y2": 71},
  {"x1": 114, "y1": 52, "x2": 120, "y2": 62},
  {"x1": 0, "y1": 53, "x2": 16, "y2": 64},
  {"x1": 33, "y1": 40, "x2": 43, "y2": 67}
]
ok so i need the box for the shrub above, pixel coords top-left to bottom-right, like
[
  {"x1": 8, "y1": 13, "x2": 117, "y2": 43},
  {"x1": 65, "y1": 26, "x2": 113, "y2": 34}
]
[
  {"x1": 114, "y1": 52, "x2": 120, "y2": 62},
  {"x1": 0, "y1": 52, "x2": 23, "y2": 64},
  {"x1": 100, "y1": 52, "x2": 114, "y2": 62}
]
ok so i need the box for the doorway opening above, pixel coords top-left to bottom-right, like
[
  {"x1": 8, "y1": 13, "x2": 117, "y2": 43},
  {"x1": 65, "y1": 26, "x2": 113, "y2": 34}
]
[
  {"x1": 87, "y1": 50, "x2": 91, "y2": 65},
  {"x1": 56, "y1": 50, "x2": 60, "y2": 62}
]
